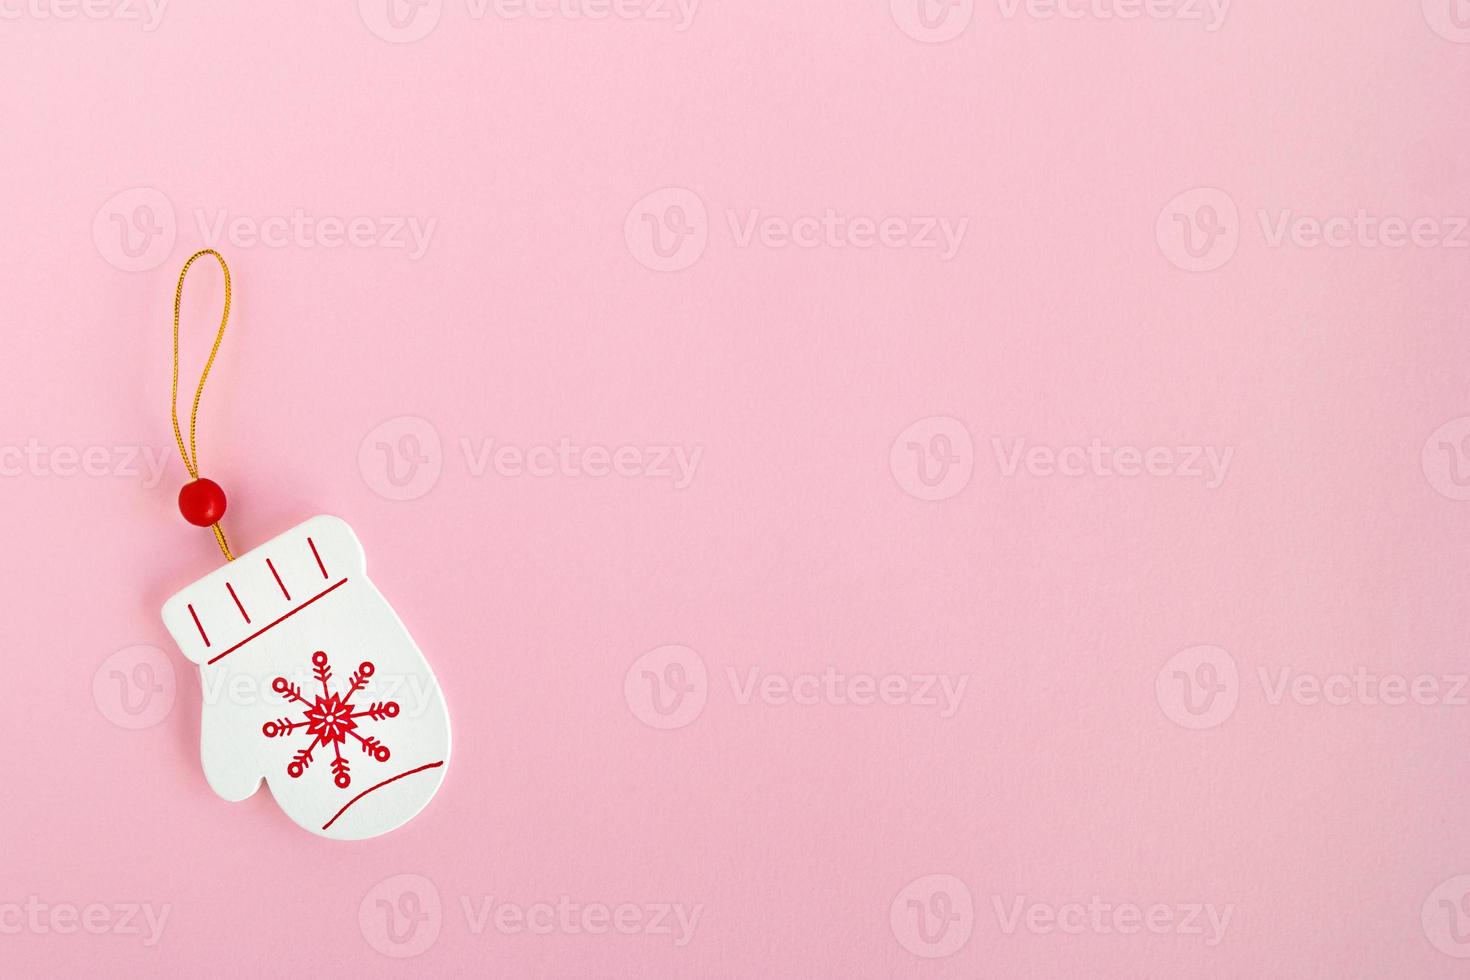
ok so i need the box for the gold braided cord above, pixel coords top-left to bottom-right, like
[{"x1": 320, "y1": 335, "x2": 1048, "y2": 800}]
[
  {"x1": 211, "y1": 523, "x2": 234, "y2": 561},
  {"x1": 171, "y1": 249, "x2": 235, "y2": 561}
]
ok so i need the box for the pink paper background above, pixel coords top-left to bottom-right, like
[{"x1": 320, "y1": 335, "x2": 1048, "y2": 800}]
[{"x1": 4, "y1": 1, "x2": 1470, "y2": 976}]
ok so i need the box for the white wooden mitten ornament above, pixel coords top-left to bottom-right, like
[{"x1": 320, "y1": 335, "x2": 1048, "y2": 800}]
[{"x1": 159, "y1": 251, "x2": 451, "y2": 840}]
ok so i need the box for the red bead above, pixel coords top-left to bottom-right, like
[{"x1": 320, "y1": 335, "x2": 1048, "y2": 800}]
[{"x1": 179, "y1": 478, "x2": 227, "y2": 527}]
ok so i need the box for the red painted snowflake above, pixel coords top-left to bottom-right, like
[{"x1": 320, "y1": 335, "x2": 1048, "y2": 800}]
[{"x1": 262, "y1": 650, "x2": 400, "y2": 790}]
